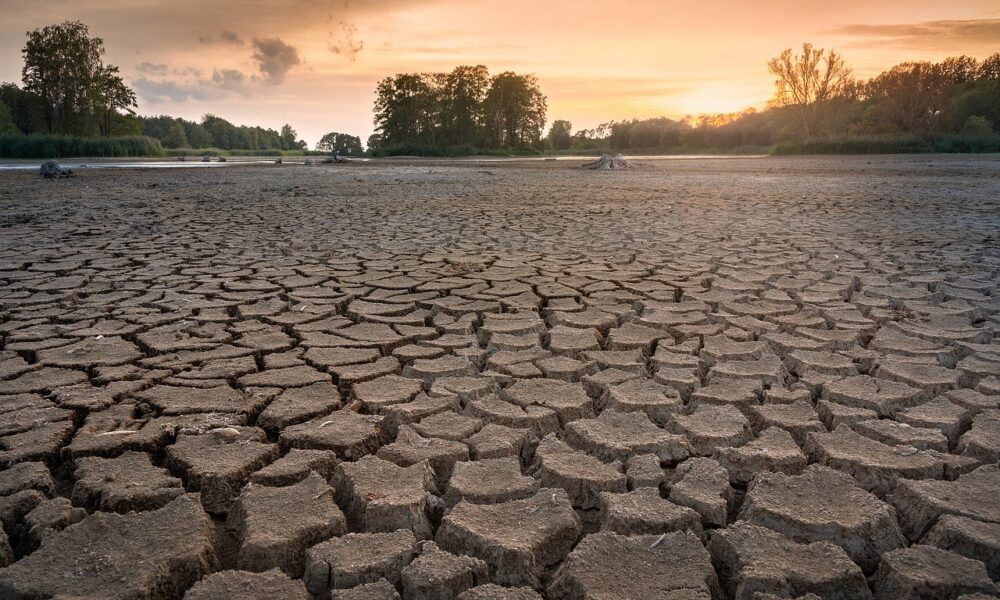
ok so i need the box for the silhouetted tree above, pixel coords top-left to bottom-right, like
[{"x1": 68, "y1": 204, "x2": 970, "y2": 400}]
[
  {"x1": 767, "y1": 43, "x2": 852, "y2": 137},
  {"x1": 317, "y1": 132, "x2": 363, "y2": 154},
  {"x1": 483, "y1": 72, "x2": 547, "y2": 149},
  {"x1": 547, "y1": 119, "x2": 572, "y2": 150}
]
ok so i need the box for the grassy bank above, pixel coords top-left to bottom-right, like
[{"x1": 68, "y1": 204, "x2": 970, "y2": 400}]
[
  {"x1": 770, "y1": 133, "x2": 1000, "y2": 155},
  {"x1": 0, "y1": 134, "x2": 165, "y2": 159},
  {"x1": 371, "y1": 143, "x2": 541, "y2": 158}
]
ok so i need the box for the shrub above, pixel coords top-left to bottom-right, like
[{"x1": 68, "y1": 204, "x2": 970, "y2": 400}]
[{"x1": 0, "y1": 134, "x2": 164, "y2": 158}]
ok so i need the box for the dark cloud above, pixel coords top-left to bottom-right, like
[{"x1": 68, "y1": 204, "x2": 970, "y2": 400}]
[
  {"x1": 219, "y1": 29, "x2": 244, "y2": 45},
  {"x1": 251, "y1": 37, "x2": 301, "y2": 84},
  {"x1": 136, "y1": 62, "x2": 169, "y2": 75},
  {"x1": 828, "y1": 19, "x2": 1000, "y2": 50},
  {"x1": 329, "y1": 20, "x2": 364, "y2": 61}
]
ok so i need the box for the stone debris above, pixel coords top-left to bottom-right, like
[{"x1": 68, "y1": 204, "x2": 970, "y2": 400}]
[{"x1": 0, "y1": 159, "x2": 997, "y2": 598}]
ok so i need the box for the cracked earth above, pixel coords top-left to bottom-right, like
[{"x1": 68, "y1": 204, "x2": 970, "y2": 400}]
[{"x1": 0, "y1": 156, "x2": 998, "y2": 600}]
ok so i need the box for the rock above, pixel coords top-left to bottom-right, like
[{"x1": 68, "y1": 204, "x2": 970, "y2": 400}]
[
  {"x1": 445, "y1": 457, "x2": 539, "y2": 506},
  {"x1": 740, "y1": 464, "x2": 906, "y2": 572},
  {"x1": 333, "y1": 455, "x2": 434, "y2": 539},
  {"x1": 249, "y1": 448, "x2": 339, "y2": 486},
  {"x1": 669, "y1": 457, "x2": 734, "y2": 527},
  {"x1": 436, "y1": 488, "x2": 581, "y2": 587},
  {"x1": 0, "y1": 494, "x2": 216, "y2": 599},
  {"x1": 228, "y1": 472, "x2": 347, "y2": 576},
  {"x1": 872, "y1": 545, "x2": 995, "y2": 600},
  {"x1": 599, "y1": 488, "x2": 704, "y2": 538},
  {"x1": 888, "y1": 464, "x2": 1000, "y2": 540},
  {"x1": 708, "y1": 521, "x2": 872, "y2": 600},
  {"x1": 547, "y1": 531, "x2": 722, "y2": 599},
  {"x1": 923, "y1": 514, "x2": 1000, "y2": 580},
  {"x1": 304, "y1": 530, "x2": 418, "y2": 594},
  {"x1": 72, "y1": 451, "x2": 185, "y2": 512},
  {"x1": 183, "y1": 568, "x2": 310, "y2": 599},
  {"x1": 401, "y1": 541, "x2": 489, "y2": 600},
  {"x1": 38, "y1": 160, "x2": 71, "y2": 179},
  {"x1": 716, "y1": 426, "x2": 807, "y2": 486}
]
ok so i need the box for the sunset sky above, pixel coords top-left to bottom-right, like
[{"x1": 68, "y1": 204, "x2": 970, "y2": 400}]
[{"x1": 1, "y1": 0, "x2": 998, "y2": 147}]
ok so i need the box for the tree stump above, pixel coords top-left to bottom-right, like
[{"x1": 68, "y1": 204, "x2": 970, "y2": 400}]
[
  {"x1": 583, "y1": 154, "x2": 632, "y2": 170},
  {"x1": 39, "y1": 160, "x2": 72, "y2": 179}
]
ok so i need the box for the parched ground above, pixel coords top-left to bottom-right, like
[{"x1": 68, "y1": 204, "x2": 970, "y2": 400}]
[{"x1": 0, "y1": 156, "x2": 998, "y2": 600}]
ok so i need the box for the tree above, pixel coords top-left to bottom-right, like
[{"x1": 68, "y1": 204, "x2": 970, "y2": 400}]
[
  {"x1": 0, "y1": 101, "x2": 20, "y2": 135},
  {"x1": 162, "y1": 121, "x2": 190, "y2": 148},
  {"x1": 373, "y1": 73, "x2": 440, "y2": 147},
  {"x1": 440, "y1": 65, "x2": 489, "y2": 146},
  {"x1": 21, "y1": 21, "x2": 135, "y2": 135},
  {"x1": 316, "y1": 132, "x2": 363, "y2": 155},
  {"x1": 866, "y1": 62, "x2": 952, "y2": 132},
  {"x1": 280, "y1": 124, "x2": 306, "y2": 150},
  {"x1": 0, "y1": 83, "x2": 44, "y2": 134},
  {"x1": 187, "y1": 124, "x2": 212, "y2": 148},
  {"x1": 366, "y1": 133, "x2": 382, "y2": 153},
  {"x1": 767, "y1": 43, "x2": 852, "y2": 137},
  {"x1": 547, "y1": 119, "x2": 572, "y2": 151},
  {"x1": 483, "y1": 72, "x2": 547, "y2": 149},
  {"x1": 980, "y1": 54, "x2": 1000, "y2": 80},
  {"x1": 91, "y1": 64, "x2": 137, "y2": 136}
]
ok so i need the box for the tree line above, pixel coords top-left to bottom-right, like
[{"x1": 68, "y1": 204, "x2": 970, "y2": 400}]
[
  {"x1": 551, "y1": 46, "x2": 1000, "y2": 154},
  {"x1": 0, "y1": 20, "x2": 364, "y2": 157},
  {"x1": 370, "y1": 66, "x2": 547, "y2": 155}
]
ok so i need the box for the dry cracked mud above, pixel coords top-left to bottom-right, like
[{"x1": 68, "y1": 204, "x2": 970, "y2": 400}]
[{"x1": 0, "y1": 155, "x2": 998, "y2": 599}]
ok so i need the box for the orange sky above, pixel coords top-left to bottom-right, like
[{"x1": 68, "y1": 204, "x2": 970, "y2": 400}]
[{"x1": 1, "y1": 0, "x2": 998, "y2": 146}]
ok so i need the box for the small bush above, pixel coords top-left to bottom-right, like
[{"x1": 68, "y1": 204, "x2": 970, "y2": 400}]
[{"x1": 0, "y1": 134, "x2": 164, "y2": 158}]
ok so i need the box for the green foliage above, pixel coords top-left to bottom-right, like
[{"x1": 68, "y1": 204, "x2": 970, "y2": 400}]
[
  {"x1": 162, "y1": 121, "x2": 190, "y2": 148},
  {"x1": 374, "y1": 65, "x2": 546, "y2": 152},
  {"x1": 316, "y1": 132, "x2": 363, "y2": 154},
  {"x1": 21, "y1": 21, "x2": 136, "y2": 136},
  {"x1": 769, "y1": 133, "x2": 1000, "y2": 155},
  {"x1": 0, "y1": 101, "x2": 19, "y2": 135},
  {"x1": 0, "y1": 134, "x2": 163, "y2": 158},
  {"x1": 546, "y1": 119, "x2": 572, "y2": 151}
]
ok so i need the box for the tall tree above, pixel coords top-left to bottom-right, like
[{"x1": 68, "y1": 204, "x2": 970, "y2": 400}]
[
  {"x1": 440, "y1": 65, "x2": 489, "y2": 146},
  {"x1": 316, "y1": 132, "x2": 363, "y2": 154},
  {"x1": 162, "y1": 121, "x2": 189, "y2": 148},
  {"x1": 21, "y1": 21, "x2": 134, "y2": 135},
  {"x1": 373, "y1": 73, "x2": 439, "y2": 147},
  {"x1": 547, "y1": 119, "x2": 572, "y2": 150},
  {"x1": 866, "y1": 62, "x2": 952, "y2": 132},
  {"x1": 483, "y1": 72, "x2": 547, "y2": 149},
  {"x1": 767, "y1": 43, "x2": 852, "y2": 137},
  {"x1": 0, "y1": 101, "x2": 19, "y2": 135},
  {"x1": 187, "y1": 124, "x2": 213, "y2": 148}
]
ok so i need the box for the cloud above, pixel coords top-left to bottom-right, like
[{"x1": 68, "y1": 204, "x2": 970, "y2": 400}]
[
  {"x1": 251, "y1": 37, "x2": 301, "y2": 84},
  {"x1": 219, "y1": 29, "x2": 244, "y2": 44},
  {"x1": 199, "y1": 29, "x2": 245, "y2": 45},
  {"x1": 329, "y1": 20, "x2": 364, "y2": 61},
  {"x1": 133, "y1": 68, "x2": 255, "y2": 103},
  {"x1": 828, "y1": 19, "x2": 1000, "y2": 50},
  {"x1": 136, "y1": 62, "x2": 169, "y2": 76}
]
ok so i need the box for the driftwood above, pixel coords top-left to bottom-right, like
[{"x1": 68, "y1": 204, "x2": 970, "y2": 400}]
[
  {"x1": 583, "y1": 153, "x2": 632, "y2": 170},
  {"x1": 322, "y1": 154, "x2": 350, "y2": 164}
]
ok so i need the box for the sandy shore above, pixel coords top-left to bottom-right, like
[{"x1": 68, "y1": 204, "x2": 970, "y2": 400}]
[{"x1": 0, "y1": 155, "x2": 998, "y2": 599}]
